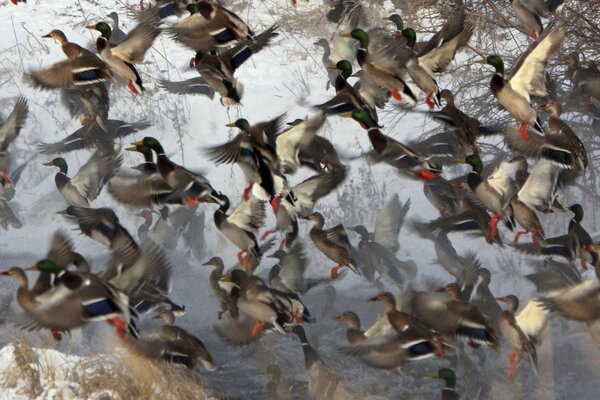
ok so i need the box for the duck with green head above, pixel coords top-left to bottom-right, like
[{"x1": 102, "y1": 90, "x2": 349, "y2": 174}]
[
  {"x1": 476, "y1": 22, "x2": 565, "y2": 140},
  {"x1": 86, "y1": 11, "x2": 160, "y2": 94},
  {"x1": 125, "y1": 144, "x2": 157, "y2": 175},
  {"x1": 340, "y1": 28, "x2": 417, "y2": 104},
  {"x1": 429, "y1": 368, "x2": 460, "y2": 400},
  {"x1": 44, "y1": 150, "x2": 121, "y2": 208},
  {"x1": 130, "y1": 136, "x2": 219, "y2": 207},
  {"x1": 1, "y1": 257, "x2": 133, "y2": 341},
  {"x1": 456, "y1": 153, "x2": 520, "y2": 244},
  {"x1": 345, "y1": 109, "x2": 441, "y2": 180},
  {"x1": 317, "y1": 60, "x2": 378, "y2": 121}
]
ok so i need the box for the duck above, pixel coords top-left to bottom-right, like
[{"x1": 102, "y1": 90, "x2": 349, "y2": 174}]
[
  {"x1": 129, "y1": 136, "x2": 220, "y2": 206},
  {"x1": 336, "y1": 294, "x2": 446, "y2": 371},
  {"x1": 206, "y1": 116, "x2": 286, "y2": 205},
  {"x1": 29, "y1": 231, "x2": 78, "y2": 296},
  {"x1": 167, "y1": 2, "x2": 253, "y2": 53},
  {"x1": 219, "y1": 269, "x2": 311, "y2": 338},
  {"x1": 87, "y1": 10, "x2": 160, "y2": 94},
  {"x1": 511, "y1": 197, "x2": 545, "y2": 245},
  {"x1": 428, "y1": 89, "x2": 499, "y2": 153},
  {"x1": 305, "y1": 212, "x2": 359, "y2": 278},
  {"x1": 428, "y1": 368, "x2": 460, "y2": 400},
  {"x1": 477, "y1": 22, "x2": 566, "y2": 139},
  {"x1": 340, "y1": 29, "x2": 417, "y2": 104},
  {"x1": 41, "y1": 29, "x2": 97, "y2": 59},
  {"x1": 350, "y1": 195, "x2": 417, "y2": 285},
  {"x1": 410, "y1": 284, "x2": 499, "y2": 348},
  {"x1": 496, "y1": 295, "x2": 538, "y2": 379},
  {"x1": 28, "y1": 51, "x2": 113, "y2": 90},
  {"x1": 44, "y1": 150, "x2": 122, "y2": 208},
  {"x1": 471, "y1": 268, "x2": 503, "y2": 326},
  {"x1": 391, "y1": 6, "x2": 473, "y2": 109},
  {"x1": 563, "y1": 52, "x2": 600, "y2": 114},
  {"x1": 422, "y1": 175, "x2": 463, "y2": 217},
  {"x1": 191, "y1": 25, "x2": 279, "y2": 105},
  {"x1": 151, "y1": 310, "x2": 215, "y2": 370},
  {"x1": 1, "y1": 260, "x2": 135, "y2": 341},
  {"x1": 201, "y1": 257, "x2": 239, "y2": 320},
  {"x1": 275, "y1": 111, "x2": 327, "y2": 175},
  {"x1": 510, "y1": 0, "x2": 564, "y2": 39},
  {"x1": 513, "y1": 204, "x2": 596, "y2": 269},
  {"x1": 298, "y1": 135, "x2": 342, "y2": 173},
  {"x1": 345, "y1": 109, "x2": 441, "y2": 180},
  {"x1": 456, "y1": 153, "x2": 523, "y2": 243},
  {"x1": 211, "y1": 193, "x2": 266, "y2": 270},
  {"x1": 0, "y1": 174, "x2": 20, "y2": 230},
  {"x1": 0, "y1": 97, "x2": 28, "y2": 183},
  {"x1": 126, "y1": 144, "x2": 158, "y2": 175},
  {"x1": 264, "y1": 166, "x2": 347, "y2": 249},
  {"x1": 157, "y1": 76, "x2": 215, "y2": 99},
  {"x1": 264, "y1": 364, "x2": 309, "y2": 400},
  {"x1": 286, "y1": 325, "x2": 373, "y2": 400},
  {"x1": 316, "y1": 60, "x2": 378, "y2": 121},
  {"x1": 106, "y1": 11, "x2": 127, "y2": 44},
  {"x1": 313, "y1": 38, "x2": 340, "y2": 90}
]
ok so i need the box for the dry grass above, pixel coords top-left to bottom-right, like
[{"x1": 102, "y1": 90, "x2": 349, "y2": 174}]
[{"x1": 0, "y1": 335, "x2": 216, "y2": 400}]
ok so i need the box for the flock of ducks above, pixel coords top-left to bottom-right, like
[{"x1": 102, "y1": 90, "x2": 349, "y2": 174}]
[{"x1": 1, "y1": 0, "x2": 600, "y2": 398}]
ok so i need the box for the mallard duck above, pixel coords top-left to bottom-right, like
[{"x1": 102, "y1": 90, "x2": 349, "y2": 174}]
[
  {"x1": 206, "y1": 116, "x2": 286, "y2": 204},
  {"x1": 286, "y1": 325, "x2": 372, "y2": 400},
  {"x1": 264, "y1": 166, "x2": 347, "y2": 249},
  {"x1": 167, "y1": 2, "x2": 253, "y2": 53},
  {"x1": 540, "y1": 101, "x2": 587, "y2": 171},
  {"x1": 212, "y1": 193, "x2": 266, "y2": 270},
  {"x1": 157, "y1": 76, "x2": 215, "y2": 98},
  {"x1": 28, "y1": 51, "x2": 112, "y2": 90},
  {"x1": 428, "y1": 90, "x2": 499, "y2": 153},
  {"x1": 126, "y1": 144, "x2": 157, "y2": 175},
  {"x1": 429, "y1": 368, "x2": 460, "y2": 400},
  {"x1": 510, "y1": 0, "x2": 564, "y2": 39},
  {"x1": 0, "y1": 175, "x2": 20, "y2": 230},
  {"x1": 422, "y1": 175, "x2": 462, "y2": 217},
  {"x1": 41, "y1": 29, "x2": 96, "y2": 59},
  {"x1": 44, "y1": 150, "x2": 122, "y2": 208},
  {"x1": 152, "y1": 311, "x2": 215, "y2": 370},
  {"x1": 135, "y1": 210, "x2": 155, "y2": 242},
  {"x1": 477, "y1": 22, "x2": 566, "y2": 139},
  {"x1": 316, "y1": 60, "x2": 378, "y2": 121},
  {"x1": 410, "y1": 284, "x2": 499, "y2": 348},
  {"x1": 471, "y1": 268, "x2": 503, "y2": 326},
  {"x1": 456, "y1": 154, "x2": 523, "y2": 243},
  {"x1": 336, "y1": 294, "x2": 446, "y2": 371},
  {"x1": 26, "y1": 232, "x2": 77, "y2": 296},
  {"x1": 264, "y1": 364, "x2": 309, "y2": 400},
  {"x1": 1, "y1": 260, "x2": 135, "y2": 341},
  {"x1": 345, "y1": 109, "x2": 441, "y2": 180},
  {"x1": 511, "y1": 197, "x2": 545, "y2": 245},
  {"x1": 496, "y1": 295, "x2": 537, "y2": 379},
  {"x1": 0, "y1": 97, "x2": 28, "y2": 181},
  {"x1": 219, "y1": 269, "x2": 311, "y2": 338},
  {"x1": 563, "y1": 52, "x2": 600, "y2": 113},
  {"x1": 391, "y1": 7, "x2": 473, "y2": 109},
  {"x1": 350, "y1": 195, "x2": 416, "y2": 285},
  {"x1": 305, "y1": 212, "x2": 359, "y2": 278},
  {"x1": 191, "y1": 25, "x2": 278, "y2": 105},
  {"x1": 87, "y1": 10, "x2": 160, "y2": 94},
  {"x1": 298, "y1": 135, "x2": 342, "y2": 173},
  {"x1": 267, "y1": 243, "x2": 328, "y2": 295},
  {"x1": 201, "y1": 257, "x2": 239, "y2": 320},
  {"x1": 129, "y1": 136, "x2": 220, "y2": 206},
  {"x1": 340, "y1": 29, "x2": 417, "y2": 103},
  {"x1": 106, "y1": 11, "x2": 127, "y2": 44},
  {"x1": 313, "y1": 38, "x2": 339, "y2": 90},
  {"x1": 514, "y1": 204, "x2": 596, "y2": 268},
  {"x1": 275, "y1": 111, "x2": 326, "y2": 175}
]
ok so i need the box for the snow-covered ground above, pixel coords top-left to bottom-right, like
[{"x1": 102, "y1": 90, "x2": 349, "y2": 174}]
[{"x1": 1, "y1": 0, "x2": 600, "y2": 399}]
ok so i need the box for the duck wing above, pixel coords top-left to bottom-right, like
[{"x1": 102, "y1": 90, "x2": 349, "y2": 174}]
[{"x1": 71, "y1": 149, "x2": 122, "y2": 201}]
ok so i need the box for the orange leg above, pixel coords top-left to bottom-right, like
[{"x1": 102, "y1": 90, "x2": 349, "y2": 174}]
[
  {"x1": 251, "y1": 321, "x2": 266, "y2": 337},
  {"x1": 531, "y1": 230, "x2": 541, "y2": 246},
  {"x1": 244, "y1": 255, "x2": 254, "y2": 273},
  {"x1": 507, "y1": 351, "x2": 523, "y2": 379},
  {"x1": 278, "y1": 238, "x2": 286, "y2": 251},
  {"x1": 139, "y1": 0, "x2": 144, "y2": 10},
  {"x1": 185, "y1": 196, "x2": 198, "y2": 207},
  {"x1": 513, "y1": 230, "x2": 528, "y2": 243},
  {"x1": 236, "y1": 249, "x2": 247, "y2": 264},
  {"x1": 242, "y1": 184, "x2": 253, "y2": 201},
  {"x1": 260, "y1": 228, "x2": 277, "y2": 241},
  {"x1": 127, "y1": 81, "x2": 140, "y2": 95},
  {"x1": 1, "y1": 170, "x2": 12, "y2": 185},
  {"x1": 113, "y1": 317, "x2": 127, "y2": 340},
  {"x1": 84, "y1": 121, "x2": 96, "y2": 135},
  {"x1": 50, "y1": 329, "x2": 62, "y2": 341},
  {"x1": 425, "y1": 92, "x2": 435, "y2": 110},
  {"x1": 529, "y1": 31, "x2": 538, "y2": 40},
  {"x1": 330, "y1": 263, "x2": 344, "y2": 279},
  {"x1": 292, "y1": 309, "x2": 304, "y2": 324},
  {"x1": 519, "y1": 121, "x2": 529, "y2": 140},
  {"x1": 390, "y1": 88, "x2": 402, "y2": 101},
  {"x1": 387, "y1": 368, "x2": 401, "y2": 376},
  {"x1": 271, "y1": 195, "x2": 280, "y2": 215},
  {"x1": 81, "y1": 114, "x2": 93, "y2": 125},
  {"x1": 487, "y1": 213, "x2": 501, "y2": 241},
  {"x1": 11, "y1": 0, "x2": 18, "y2": 4},
  {"x1": 416, "y1": 170, "x2": 437, "y2": 180}
]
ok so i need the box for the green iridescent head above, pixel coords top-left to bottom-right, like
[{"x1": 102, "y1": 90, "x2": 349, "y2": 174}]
[
  {"x1": 569, "y1": 204, "x2": 584, "y2": 222},
  {"x1": 386, "y1": 14, "x2": 404, "y2": 31},
  {"x1": 131, "y1": 137, "x2": 165, "y2": 155},
  {"x1": 479, "y1": 55, "x2": 504, "y2": 75},
  {"x1": 43, "y1": 158, "x2": 68, "y2": 174},
  {"x1": 86, "y1": 22, "x2": 112, "y2": 40},
  {"x1": 429, "y1": 367, "x2": 456, "y2": 389},
  {"x1": 226, "y1": 118, "x2": 251, "y2": 133}
]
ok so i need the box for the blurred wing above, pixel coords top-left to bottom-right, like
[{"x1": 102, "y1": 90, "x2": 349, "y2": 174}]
[{"x1": 374, "y1": 194, "x2": 410, "y2": 253}]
